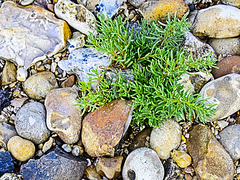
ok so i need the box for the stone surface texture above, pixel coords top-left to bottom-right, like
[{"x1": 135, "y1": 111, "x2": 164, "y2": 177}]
[
  {"x1": 96, "y1": 156, "x2": 123, "y2": 179},
  {"x1": 150, "y1": 118, "x2": 182, "y2": 159},
  {"x1": 85, "y1": 165, "x2": 101, "y2": 180},
  {"x1": 179, "y1": 71, "x2": 213, "y2": 94},
  {"x1": 183, "y1": 31, "x2": 217, "y2": 60},
  {"x1": 15, "y1": 102, "x2": 50, "y2": 144},
  {"x1": 0, "y1": 122, "x2": 17, "y2": 149},
  {"x1": 45, "y1": 88, "x2": 82, "y2": 144},
  {"x1": 97, "y1": 0, "x2": 126, "y2": 18},
  {"x1": 171, "y1": 149, "x2": 192, "y2": 168},
  {"x1": 82, "y1": 99, "x2": 133, "y2": 157},
  {"x1": 55, "y1": 0, "x2": 96, "y2": 35},
  {"x1": 192, "y1": 5, "x2": 240, "y2": 38},
  {"x1": 139, "y1": 0, "x2": 189, "y2": 21},
  {"x1": 219, "y1": 124, "x2": 240, "y2": 161},
  {"x1": 212, "y1": 56, "x2": 240, "y2": 79},
  {"x1": 23, "y1": 71, "x2": 58, "y2": 100},
  {"x1": 0, "y1": 151, "x2": 14, "y2": 176},
  {"x1": 78, "y1": 0, "x2": 100, "y2": 11},
  {"x1": 0, "y1": 1, "x2": 71, "y2": 69},
  {"x1": 208, "y1": 37, "x2": 240, "y2": 56},
  {"x1": 20, "y1": 148, "x2": 87, "y2": 180},
  {"x1": 128, "y1": 127, "x2": 152, "y2": 152},
  {"x1": 221, "y1": 0, "x2": 240, "y2": 7},
  {"x1": 187, "y1": 124, "x2": 234, "y2": 180},
  {"x1": 1, "y1": 61, "x2": 17, "y2": 85},
  {"x1": 122, "y1": 147, "x2": 164, "y2": 180},
  {"x1": 58, "y1": 47, "x2": 110, "y2": 89},
  {"x1": 7, "y1": 136, "x2": 35, "y2": 161},
  {"x1": 199, "y1": 74, "x2": 240, "y2": 121},
  {"x1": 128, "y1": 0, "x2": 146, "y2": 7}
]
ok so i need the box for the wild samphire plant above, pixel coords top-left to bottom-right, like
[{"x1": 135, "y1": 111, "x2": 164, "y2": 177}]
[{"x1": 76, "y1": 14, "x2": 217, "y2": 127}]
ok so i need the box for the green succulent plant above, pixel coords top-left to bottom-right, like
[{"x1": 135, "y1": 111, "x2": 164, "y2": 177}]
[{"x1": 76, "y1": 13, "x2": 217, "y2": 127}]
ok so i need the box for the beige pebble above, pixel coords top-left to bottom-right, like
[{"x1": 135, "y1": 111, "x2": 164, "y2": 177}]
[{"x1": 7, "y1": 136, "x2": 35, "y2": 161}]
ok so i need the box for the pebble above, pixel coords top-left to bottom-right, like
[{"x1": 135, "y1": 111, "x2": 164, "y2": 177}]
[
  {"x1": 139, "y1": 0, "x2": 189, "y2": 21},
  {"x1": 67, "y1": 32, "x2": 86, "y2": 53},
  {"x1": 82, "y1": 99, "x2": 133, "y2": 157},
  {"x1": 85, "y1": 165, "x2": 101, "y2": 180},
  {"x1": 58, "y1": 47, "x2": 110, "y2": 90},
  {"x1": 16, "y1": 67, "x2": 28, "y2": 82},
  {"x1": 0, "y1": 89, "x2": 11, "y2": 112},
  {"x1": 192, "y1": 5, "x2": 240, "y2": 38},
  {"x1": 164, "y1": 159, "x2": 184, "y2": 180},
  {"x1": 96, "y1": 0, "x2": 126, "y2": 18},
  {"x1": 62, "y1": 144, "x2": 72, "y2": 153},
  {"x1": 60, "y1": 75, "x2": 76, "y2": 88},
  {"x1": 187, "y1": 124, "x2": 234, "y2": 180},
  {"x1": 183, "y1": 31, "x2": 217, "y2": 60},
  {"x1": 0, "y1": 1, "x2": 71, "y2": 69},
  {"x1": 0, "y1": 151, "x2": 14, "y2": 176},
  {"x1": 0, "y1": 122, "x2": 17, "y2": 149},
  {"x1": 7, "y1": 136, "x2": 35, "y2": 161},
  {"x1": 23, "y1": 71, "x2": 58, "y2": 100},
  {"x1": 150, "y1": 118, "x2": 182, "y2": 159},
  {"x1": 0, "y1": 173, "x2": 19, "y2": 180},
  {"x1": 1, "y1": 61, "x2": 17, "y2": 85},
  {"x1": 45, "y1": 88, "x2": 82, "y2": 144},
  {"x1": 42, "y1": 137, "x2": 54, "y2": 153},
  {"x1": 179, "y1": 71, "x2": 213, "y2": 94},
  {"x1": 78, "y1": 0, "x2": 100, "y2": 11},
  {"x1": 128, "y1": 127, "x2": 152, "y2": 152},
  {"x1": 219, "y1": 124, "x2": 240, "y2": 161},
  {"x1": 55, "y1": 0, "x2": 96, "y2": 35},
  {"x1": 217, "y1": 120, "x2": 229, "y2": 130},
  {"x1": 171, "y1": 149, "x2": 192, "y2": 168},
  {"x1": 212, "y1": 56, "x2": 240, "y2": 79},
  {"x1": 72, "y1": 145, "x2": 84, "y2": 156},
  {"x1": 221, "y1": 0, "x2": 240, "y2": 7},
  {"x1": 20, "y1": 0, "x2": 34, "y2": 6},
  {"x1": 128, "y1": 0, "x2": 146, "y2": 8},
  {"x1": 20, "y1": 148, "x2": 87, "y2": 180},
  {"x1": 96, "y1": 156, "x2": 123, "y2": 179},
  {"x1": 122, "y1": 147, "x2": 164, "y2": 180},
  {"x1": 199, "y1": 74, "x2": 240, "y2": 121},
  {"x1": 10, "y1": 98, "x2": 28, "y2": 108},
  {"x1": 208, "y1": 37, "x2": 240, "y2": 56},
  {"x1": 15, "y1": 102, "x2": 50, "y2": 144}
]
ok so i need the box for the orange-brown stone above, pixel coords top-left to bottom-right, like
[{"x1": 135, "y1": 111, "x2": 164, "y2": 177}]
[
  {"x1": 139, "y1": 0, "x2": 189, "y2": 21},
  {"x1": 187, "y1": 124, "x2": 234, "y2": 180},
  {"x1": 82, "y1": 99, "x2": 133, "y2": 157}
]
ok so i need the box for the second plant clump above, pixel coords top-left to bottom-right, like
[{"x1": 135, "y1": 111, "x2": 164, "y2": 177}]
[{"x1": 76, "y1": 14, "x2": 217, "y2": 127}]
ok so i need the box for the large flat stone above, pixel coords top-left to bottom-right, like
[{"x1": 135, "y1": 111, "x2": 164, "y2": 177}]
[{"x1": 0, "y1": 1, "x2": 71, "y2": 69}]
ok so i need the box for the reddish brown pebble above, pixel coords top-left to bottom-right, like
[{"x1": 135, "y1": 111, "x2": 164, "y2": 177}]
[{"x1": 212, "y1": 56, "x2": 240, "y2": 79}]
